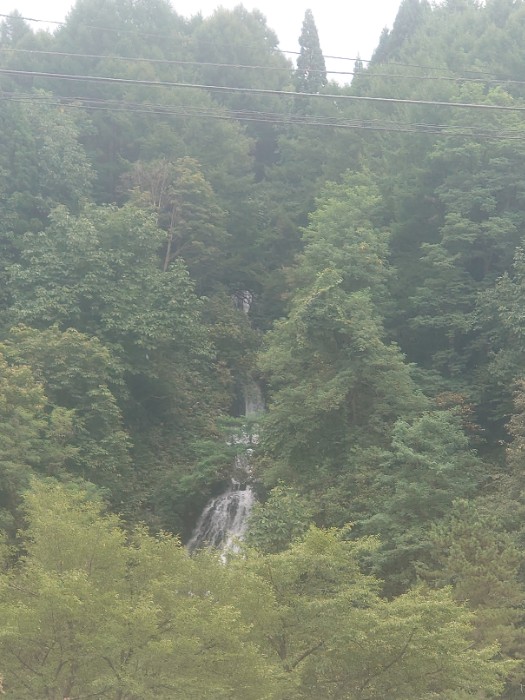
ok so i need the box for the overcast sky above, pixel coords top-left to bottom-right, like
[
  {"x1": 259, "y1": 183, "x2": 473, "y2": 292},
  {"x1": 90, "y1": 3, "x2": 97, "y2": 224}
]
[{"x1": 4, "y1": 0, "x2": 403, "y2": 80}]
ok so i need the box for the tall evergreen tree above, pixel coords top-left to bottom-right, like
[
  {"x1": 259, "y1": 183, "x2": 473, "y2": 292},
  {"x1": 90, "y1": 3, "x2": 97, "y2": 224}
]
[
  {"x1": 294, "y1": 9, "x2": 327, "y2": 94},
  {"x1": 259, "y1": 174, "x2": 426, "y2": 499},
  {"x1": 0, "y1": 10, "x2": 31, "y2": 46},
  {"x1": 423, "y1": 499, "x2": 525, "y2": 677},
  {"x1": 371, "y1": 0, "x2": 430, "y2": 64}
]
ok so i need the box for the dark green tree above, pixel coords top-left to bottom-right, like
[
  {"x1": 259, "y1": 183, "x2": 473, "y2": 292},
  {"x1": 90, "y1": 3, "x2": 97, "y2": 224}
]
[
  {"x1": 422, "y1": 499, "x2": 525, "y2": 689},
  {"x1": 362, "y1": 410, "x2": 484, "y2": 591},
  {"x1": 371, "y1": 0, "x2": 431, "y2": 64},
  {"x1": 0, "y1": 10, "x2": 32, "y2": 46},
  {"x1": 6, "y1": 203, "x2": 230, "y2": 530},
  {"x1": 478, "y1": 247, "x2": 525, "y2": 427},
  {"x1": 0, "y1": 97, "x2": 93, "y2": 236},
  {"x1": 294, "y1": 9, "x2": 327, "y2": 94},
  {"x1": 125, "y1": 157, "x2": 229, "y2": 290},
  {"x1": 192, "y1": 6, "x2": 292, "y2": 177},
  {"x1": 259, "y1": 174, "x2": 426, "y2": 503}
]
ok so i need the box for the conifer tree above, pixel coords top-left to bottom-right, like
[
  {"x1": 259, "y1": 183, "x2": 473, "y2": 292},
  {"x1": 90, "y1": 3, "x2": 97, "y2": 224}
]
[{"x1": 294, "y1": 9, "x2": 327, "y2": 93}]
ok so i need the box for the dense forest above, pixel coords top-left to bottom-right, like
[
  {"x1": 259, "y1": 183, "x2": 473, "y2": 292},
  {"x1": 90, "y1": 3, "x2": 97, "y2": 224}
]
[{"x1": 1, "y1": 0, "x2": 525, "y2": 696}]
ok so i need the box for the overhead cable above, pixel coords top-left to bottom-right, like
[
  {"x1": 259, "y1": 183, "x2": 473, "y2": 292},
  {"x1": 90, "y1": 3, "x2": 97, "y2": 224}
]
[
  {"x1": 0, "y1": 47, "x2": 519, "y2": 85},
  {"x1": 2, "y1": 67, "x2": 525, "y2": 113},
  {"x1": 2, "y1": 90, "x2": 525, "y2": 140},
  {"x1": 0, "y1": 12, "x2": 495, "y2": 75}
]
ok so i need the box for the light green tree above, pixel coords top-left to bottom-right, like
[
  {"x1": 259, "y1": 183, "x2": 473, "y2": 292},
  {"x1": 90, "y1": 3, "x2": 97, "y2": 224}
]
[
  {"x1": 0, "y1": 352, "x2": 76, "y2": 532},
  {"x1": 0, "y1": 481, "x2": 281, "y2": 699},
  {"x1": 0, "y1": 485, "x2": 514, "y2": 699},
  {"x1": 238, "y1": 527, "x2": 512, "y2": 699},
  {"x1": 245, "y1": 483, "x2": 314, "y2": 553},
  {"x1": 2, "y1": 325, "x2": 132, "y2": 501}
]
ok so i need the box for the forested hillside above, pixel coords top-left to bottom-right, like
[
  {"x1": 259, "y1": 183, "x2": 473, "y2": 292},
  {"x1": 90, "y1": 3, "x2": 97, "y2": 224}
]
[{"x1": 1, "y1": 0, "x2": 525, "y2": 696}]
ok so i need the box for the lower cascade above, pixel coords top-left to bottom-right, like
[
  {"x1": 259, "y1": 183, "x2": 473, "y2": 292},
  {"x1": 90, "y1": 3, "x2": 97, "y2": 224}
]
[
  {"x1": 187, "y1": 382, "x2": 263, "y2": 553},
  {"x1": 186, "y1": 483, "x2": 255, "y2": 552}
]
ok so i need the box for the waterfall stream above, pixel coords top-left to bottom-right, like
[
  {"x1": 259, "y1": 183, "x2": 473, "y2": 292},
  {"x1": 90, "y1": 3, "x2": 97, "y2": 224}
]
[
  {"x1": 188, "y1": 289, "x2": 263, "y2": 553},
  {"x1": 187, "y1": 382, "x2": 263, "y2": 553},
  {"x1": 186, "y1": 483, "x2": 255, "y2": 552}
]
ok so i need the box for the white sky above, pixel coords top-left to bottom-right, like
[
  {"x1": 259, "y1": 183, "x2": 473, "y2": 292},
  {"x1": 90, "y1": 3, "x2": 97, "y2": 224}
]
[{"x1": 3, "y1": 0, "x2": 403, "y2": 80}]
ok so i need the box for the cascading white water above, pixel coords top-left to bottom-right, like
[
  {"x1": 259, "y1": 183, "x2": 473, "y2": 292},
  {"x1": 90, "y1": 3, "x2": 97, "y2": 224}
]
[
  {"x1": 187, "y1": 381, "x2": 263, "y2": 554},
  {"x1": 186, "y1": 483, "x2": 255, "y2": 551},
  {"x1": 188, "y1": 287, "x2": 264, "y2": 553},
  {"x1": 188, "y1": 286, "x2": 262, "y2": 553}
]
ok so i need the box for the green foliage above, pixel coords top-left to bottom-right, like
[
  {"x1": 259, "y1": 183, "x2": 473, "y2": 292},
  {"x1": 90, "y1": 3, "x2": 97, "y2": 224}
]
[
  {"x1": 0, "y1": 487, "x2": 513, "y2": 699},
  {"x1": 2, "y1": 325, "x2": 132, "y2": 497},
  {"x1": 0, "y1": 96, "x2": 93, "y2": 235},
  {"x1": 0, "y1": 96, "x2": 93, "y2": 319},
  {"x1": 408, "y1": 87, "x2": 525, "y2": 385},
  {"x1": 125, "y1": 157, "x2": 229, "y2": 289},
  {"x1": 192, "y1": 6, "x2": 291, "y2": 176},
  {"x1": 480, "y1": 249, "x2": 525, "y2": 423},
  {"x1": 0, "y1": 10, "x2": 31, "y2": 45},
  {"x1": 0, "y1": 481, "x2": 278, "y2": 699},
  {"x1": 261, "y1": 276, "x2": 422, "y2": 481},
  {"x1": 201, "y1": 290, "x2": 261, "y2": 392},
  {"x1": 245, "y1": 484, "x2": 314, "y2": 553},
  {"x1": 371, "y1": 0, "x2": 431, "y2": 64},
  {"x1": 294, "y1": 10, "x2": 327, "y2": 94},
  {"x1": 361, "y1": 410, "x2": 485, "y2": 590},
  {"x1": 7, "y1": 203, "x2": 222, "y2": 427},
  {"x1": 295, "y1": 172, "x2": 391, "y2": 302},
  {"x1": 259, "y1": 174, "x2": 425, "y2": 488},
  {"x1": 5, "y1": 202, "x2": 231, "y2": 528},
  {"x1": 239, "y1": 527, "x2": 510, "y2": 699},
  {"x1": 425, "y1": 500, "x2": 525, "y2": 640},
  {"x1": 4, "y1": 1, "x2": 525, "y2": 685},
  {"x1": 506, "y1": 379, "x2": 525, "y2": 479},
  {"x1": 0, "y1": 351, "x2": 77, "y2": 532},
  {"x1": 422, "y1": 499, "x2": 525, "y2": 692}
]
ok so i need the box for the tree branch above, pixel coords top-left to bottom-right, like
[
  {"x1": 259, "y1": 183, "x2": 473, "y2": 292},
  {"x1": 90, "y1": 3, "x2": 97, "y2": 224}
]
[
  {"x1": 286, "y1": 640, "x2": 325, "y2": 671},
  {"x1": 358, "y1": 627, "x2": 418, "y2": 695}
]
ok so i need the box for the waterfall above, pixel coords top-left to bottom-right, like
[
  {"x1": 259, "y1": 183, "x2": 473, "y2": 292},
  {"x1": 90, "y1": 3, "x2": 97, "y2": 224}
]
[
  {"x1": 188, "y1": 290, "x2": 263, "y2": 553},
  {"x1": 187, "y1": 382, "x2": 263, "y2": 554},
  {"x1": 186, "y1": 483, "x2": 255, "y2": 552}
]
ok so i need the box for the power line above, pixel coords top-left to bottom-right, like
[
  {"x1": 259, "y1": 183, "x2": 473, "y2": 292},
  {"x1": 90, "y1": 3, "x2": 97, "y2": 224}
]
[
  {"x1": 0, "y1": 12, "x2": 63, "y2": 26},
  {"x1": 0, "y1": 12, "x2": 496, "y2": 75},
  {"x1": 7, "y1": 90, "x2": 525, "y2": 132},
  {"x1": 2, "y1": 67, "x2": 525, "y2": 113},
  {"x1": 0, "y1": 11, "x2": 297, "y2": 57},
  {"x1": 1, "y1": 47, "x2": 519, "y2": 85},
  {"x1": 0, "y1": 47, "x2": 328, "y2": 76},
  {"x1": 2, "y1": 91, "x2": 525, "y2": 140}
]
